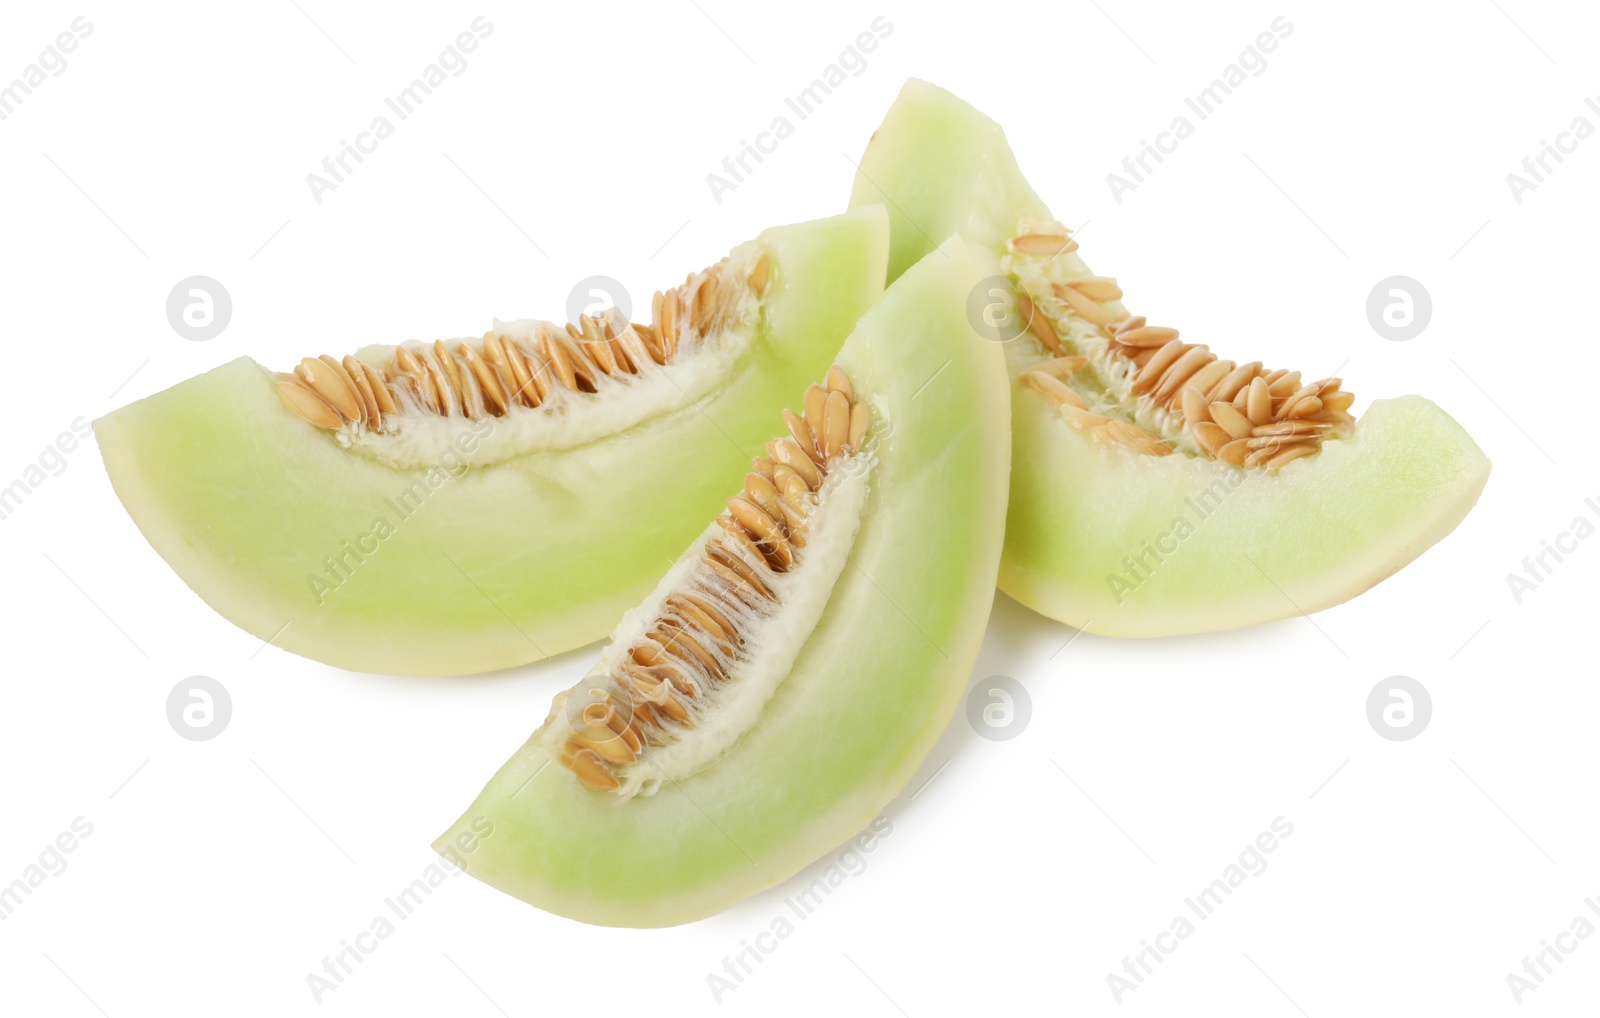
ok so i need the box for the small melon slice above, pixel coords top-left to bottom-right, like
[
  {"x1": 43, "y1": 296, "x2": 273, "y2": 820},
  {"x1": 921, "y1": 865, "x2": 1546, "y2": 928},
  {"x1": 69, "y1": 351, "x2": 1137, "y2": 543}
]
[
  {"x1": 434, "y1": 238, "x2": 1010, "y2": 927},
  {"x1": 848, "y1": 80, "x2": 1489, "y2": 636},
  {"x1": 95, "y1": 209, "x2": 889, "y2": 674}
]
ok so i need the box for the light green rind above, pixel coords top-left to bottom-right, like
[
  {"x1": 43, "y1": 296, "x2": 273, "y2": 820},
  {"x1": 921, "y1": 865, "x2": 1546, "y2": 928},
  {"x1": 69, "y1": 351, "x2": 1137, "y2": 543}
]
[
  {"x1": 94, "y1": 209, "x2": 889, "y2": 675},
  {"x1": 433, "y1": 238, "x2": 1010, "y2": 927},
  {"x1": 849, "y1": 79, "x2": 1490, "y2": 635}
]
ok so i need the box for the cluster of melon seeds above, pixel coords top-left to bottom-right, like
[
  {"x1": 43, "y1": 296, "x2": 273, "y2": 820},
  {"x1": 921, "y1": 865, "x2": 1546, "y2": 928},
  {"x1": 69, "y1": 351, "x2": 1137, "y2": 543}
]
[
  {"x1": 558, "y1": 365, "x2": 869, "y2": 793},
  {"x1": 1006, "y1": 229, "x2": 1355, "y2": 470},
  {"x1": 273, "y1": 253, "x2": 772, "y2": 432}
]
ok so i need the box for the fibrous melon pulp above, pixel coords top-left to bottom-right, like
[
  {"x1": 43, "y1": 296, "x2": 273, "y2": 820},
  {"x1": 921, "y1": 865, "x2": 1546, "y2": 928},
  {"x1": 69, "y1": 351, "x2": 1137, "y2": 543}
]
[
  {"x1": 435, "y1": 238, "x2": 1010, "y2": 927},
  {"x1": 848, "y1": 80, "x2": 1490, "y2": 636},
  {"x1": 96, "y1": 209, "x2": 889, "y2": 674}
]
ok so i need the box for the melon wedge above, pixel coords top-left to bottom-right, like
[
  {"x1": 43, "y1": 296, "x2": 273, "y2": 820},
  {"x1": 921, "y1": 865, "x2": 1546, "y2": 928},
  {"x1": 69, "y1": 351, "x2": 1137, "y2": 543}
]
[
  {"x1": 847, "y1": 80, "x2": 1489, "y2": 636},
  {"x1": 95, "y1": 208, "x2": 889, "y2": 674},
  {"x1": 434, "y1": 238, "x2": 1010, "y2": 927}
]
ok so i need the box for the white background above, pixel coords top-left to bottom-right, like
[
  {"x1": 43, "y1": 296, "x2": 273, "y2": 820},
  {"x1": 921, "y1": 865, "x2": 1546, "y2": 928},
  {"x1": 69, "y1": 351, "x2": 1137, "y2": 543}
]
[{"x1": 1, "y1": 1, "x2": 1595, "y2": 1014}]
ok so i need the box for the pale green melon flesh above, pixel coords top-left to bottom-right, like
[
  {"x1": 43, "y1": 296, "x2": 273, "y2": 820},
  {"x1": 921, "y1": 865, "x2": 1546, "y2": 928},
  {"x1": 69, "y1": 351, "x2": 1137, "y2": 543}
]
[
  {"x1": 1006, "y1": 391, "x2": 1487, "y2": 635},
  {"x1": 433, "y1": 238, "x2": 1010, "y2": 927},
  {"x1": 94, "y1": 209, "x2": 889, "y2": 675},
  {"x1": 850, "y1": 79, "x2": 1049, "y2": 285},
  {"x1": 848, "y1": 79, "x2": 1489, "y2": 636}
]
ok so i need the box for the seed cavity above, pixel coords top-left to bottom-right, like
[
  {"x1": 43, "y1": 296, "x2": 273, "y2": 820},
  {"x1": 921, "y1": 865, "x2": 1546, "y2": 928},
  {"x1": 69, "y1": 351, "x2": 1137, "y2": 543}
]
[
  {"x1": 1006, "y1": 225, "x2": 1355, "y2": 470},
  {"x1": 1019, "y1": 355, "x2": 1175, "y2": 456},
  {"x1": 553, "y1": 364, "x2": 871, "y2": 796},
  {"x1": 273, "y1": 252, "x2": 773, "y2": 435},
  {"x1": 1011, "y1": 232, "x2": 1079, "y2": 257}
]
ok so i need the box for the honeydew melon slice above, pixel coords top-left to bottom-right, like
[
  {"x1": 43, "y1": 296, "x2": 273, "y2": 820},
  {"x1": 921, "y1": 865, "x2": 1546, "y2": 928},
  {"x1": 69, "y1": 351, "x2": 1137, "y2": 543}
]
[
  {"x1": 434, "y1": 238, "x2": 1010, "y2": 927},
  {"x1": 848, "y1": 79, "x2": 1489, "y2": 636},
  {"x1": 94, "y1": 208, "x2": 889, "y2": 674}
]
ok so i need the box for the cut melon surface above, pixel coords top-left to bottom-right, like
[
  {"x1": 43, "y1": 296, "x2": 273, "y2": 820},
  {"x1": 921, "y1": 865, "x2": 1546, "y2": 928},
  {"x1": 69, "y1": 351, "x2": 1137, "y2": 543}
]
[
  {"x1": 1006, "y1": 394, "x2": 1486, "y2": 635},
  {"x1": 434, "y1": 238, "x2": 1011, "y2": 927},
  {"x1": 95, "y1": 209, "x2": 889, "y2": 675},
  {"x1": 848, "y1": 80, "x2": 1489, "y2": 636}
]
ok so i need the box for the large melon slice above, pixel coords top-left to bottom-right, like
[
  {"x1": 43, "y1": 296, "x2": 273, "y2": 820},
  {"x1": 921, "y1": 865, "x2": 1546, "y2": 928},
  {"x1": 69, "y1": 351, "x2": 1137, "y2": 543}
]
[
  {"x1": 95, "y1": 209, "x2": 889, "y2": 674},
  {"x1": 434, "y1": 238, "x2": 1010, "y2": 927},
  {"x1": 847, "y1": 80, "x2": 1489, "y2": 636}
]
